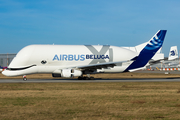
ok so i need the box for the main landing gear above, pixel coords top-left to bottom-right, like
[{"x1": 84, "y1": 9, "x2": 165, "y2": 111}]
[
  {"x1": 78, "y1": 75, "x2": 94, "y2": 80},
  {"x1": 23, "y1": 75, "x2": 27, "y2": 81}
]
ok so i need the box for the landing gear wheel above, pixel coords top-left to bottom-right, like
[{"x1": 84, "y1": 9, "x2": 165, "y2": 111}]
[
  {"x1": 78, "y1": 76, "x2": 83, "y2": 80},
  {"x1": 23, "y1": 75, "x2": 27, "y2": 81},
  {"x1": 78, "y1": 76, "x2": 95, "y2": 80},
  {"x1": 83, "y1": 77, "x2": 88, "y2": 80},
  {"x1": 90, "y1": 77, "x2": 94, "y2": 80},
  {"x1": 23, "y1": 77, "x2": 27, "y2": 81}
]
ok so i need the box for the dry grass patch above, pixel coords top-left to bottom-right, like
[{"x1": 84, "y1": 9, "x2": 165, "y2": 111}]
[
  {"x1": 177, "y1": 89, "x2": 180, "y2": 93},
  {"x1": 130, "y1": 100, "x2": 146, "y2": 104},
  {"x1": 0, "y1": 82, "x2": 180, "y2": 119}
]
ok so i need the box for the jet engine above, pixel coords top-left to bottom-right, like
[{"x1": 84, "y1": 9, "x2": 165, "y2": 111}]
[{"x1": 52, "y1": 69, "x2": 82, "y2": 78}]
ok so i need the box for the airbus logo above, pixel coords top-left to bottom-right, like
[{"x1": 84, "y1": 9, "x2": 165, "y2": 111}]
[
  {"x1": 52, "y1": 45, "x2": 113, "y2": 64},
  {"x1": 53, "y1": 54, "x2": 85, "y2": 61},
  {"x1": 170, "y1": 50, "x2": 177, "y2": 56},
  {"x1": 170, "y1": 50, "x2": 175, "y2": 56},
  {"x1": 86, "y1": 55, "x2": 109, "y2": 59},
  {"x1": 85, "y1": 45, "x2": 112, "y2": 64},
  {"x1": 53, "y1": 54, "x2": 109, "y2": 61}
]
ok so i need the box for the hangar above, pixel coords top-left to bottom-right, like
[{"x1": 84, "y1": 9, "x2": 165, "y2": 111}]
[{"x1": 0, "y1": 54, "x2": 16, "y2": 67}]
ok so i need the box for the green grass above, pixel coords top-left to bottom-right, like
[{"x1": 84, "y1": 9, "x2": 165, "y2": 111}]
[{"x1": 0, "y1": 82, "x2": 180, "y2": 119}]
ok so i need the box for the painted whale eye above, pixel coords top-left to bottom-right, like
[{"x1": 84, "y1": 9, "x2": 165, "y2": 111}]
[{"x1": 41, "y1": 60, "x2": 47, "y2": 64}]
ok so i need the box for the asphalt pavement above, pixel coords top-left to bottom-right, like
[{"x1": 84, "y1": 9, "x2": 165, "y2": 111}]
[{"x1": 0, "y1": 78, "x2": 180, "y2": 83}]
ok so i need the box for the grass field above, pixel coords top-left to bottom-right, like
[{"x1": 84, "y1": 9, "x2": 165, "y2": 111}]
[{"x1": 1, "y1": 82, "x2": 180, "y2": 120}]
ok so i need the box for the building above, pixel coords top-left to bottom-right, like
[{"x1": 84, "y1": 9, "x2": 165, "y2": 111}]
[
  {"x1": 148, "y1": 58, "x2": 180, "y2": 70},
  {"x1": 0, "y1": 54, "x2": 16, "y2": 67}
]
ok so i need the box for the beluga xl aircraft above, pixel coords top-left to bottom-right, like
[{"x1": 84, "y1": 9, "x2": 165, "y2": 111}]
[{"x1": 2, "y1": 30, "x2": 167, "y2": 81}]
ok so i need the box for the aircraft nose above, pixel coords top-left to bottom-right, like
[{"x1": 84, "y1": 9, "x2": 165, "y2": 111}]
[
  {"x1": 2, "y1": 69, "x2": 20, "y2": 77},
  {"x1": 2, "y1": 70, "x2": 13, "y2": 77},
  {"x1": 2, "y1": 70, "x2": 8, "y2": 76}
]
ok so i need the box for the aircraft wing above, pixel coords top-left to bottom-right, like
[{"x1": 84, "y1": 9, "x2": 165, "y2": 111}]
[
  {"x1": 74, "y1": 55, "x2": 138, "y2": 71},
  {"x1": 74, "y1": 60, "x2": 128, "y2": 71}
]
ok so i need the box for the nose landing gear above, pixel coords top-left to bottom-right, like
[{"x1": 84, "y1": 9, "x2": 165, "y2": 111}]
[{"x1": 23, "y1": 75, "x2": 27, "y2": 81}]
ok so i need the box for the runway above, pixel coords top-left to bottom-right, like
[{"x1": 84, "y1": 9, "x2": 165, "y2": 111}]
[{"x1": 1, "y1": 78, "x2": 180, "y2": 83}]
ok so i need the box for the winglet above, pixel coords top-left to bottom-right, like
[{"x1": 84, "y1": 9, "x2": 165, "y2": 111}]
[{"x1": 124, "y1": 30, "x2": 167, "y2": 72}]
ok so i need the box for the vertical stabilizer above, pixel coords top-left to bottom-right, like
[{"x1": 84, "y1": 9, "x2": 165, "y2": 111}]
[
  {"x1": 124, "y1": 30, "x2": 167, "y2": 72},
  {"x1": 168, "y1": 46, "x2": 178, "y2": 60}
]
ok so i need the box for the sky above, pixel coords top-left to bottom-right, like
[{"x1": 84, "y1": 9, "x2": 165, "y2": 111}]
[{"x1": 0, "y1": 0, "x2": 180, "y2": 57}]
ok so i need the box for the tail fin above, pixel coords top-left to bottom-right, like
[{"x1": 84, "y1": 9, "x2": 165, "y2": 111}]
[
  {"x1": 168, "y1": 46, "x2": 178, "y2": 60},
  {"x1": 124, "y1": 30, "x2": 167, "y2": 72}
]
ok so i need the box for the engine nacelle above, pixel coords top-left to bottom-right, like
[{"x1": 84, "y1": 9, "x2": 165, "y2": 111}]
[{"x1": 52, "y1": 69, "x2": 82, "y2": 78}]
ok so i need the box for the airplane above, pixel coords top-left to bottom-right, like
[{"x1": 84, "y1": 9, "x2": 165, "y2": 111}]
[
  {"x1": 2, "y1": 30, "x2": 167, "y2": 81},
  {"x1": 148, "y1": 46, "x2": 178, "y2": 66},
  {"x1": 0, "y1": 66, "x2": 7, "y2": 72},
  {"x1": 162, "y1": 46, "x2": 179, "y2": 67},
  {"x1": 0, "y1": 66, "x2": 2, "y2": 72},
  {"x1": 168, "y1": 46, "x2": 178, "y2": 60},
  {"x1": 148, "y1": 46, "x2": 179, "y2": 70}
]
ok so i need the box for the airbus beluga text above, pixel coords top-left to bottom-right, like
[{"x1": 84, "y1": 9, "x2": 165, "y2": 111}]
[{"x1": 2, "y1": 30, "x2": 167, "y2": 80}]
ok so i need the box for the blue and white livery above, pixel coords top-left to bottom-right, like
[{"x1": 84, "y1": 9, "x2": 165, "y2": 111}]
[
  {"x1": 2, "y1": 30, "x2": 167, "y2": 80},
  {"x1": 168, "y1": 46, "x2": 178, "y2": 60}
]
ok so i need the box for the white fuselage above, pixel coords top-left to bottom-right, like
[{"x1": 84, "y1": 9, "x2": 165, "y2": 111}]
[
  {"x1": 3, "y1": 45, "x2": 138, "y2": 76},
  {"x1": 2, "y1": 30, "x2": 167, "y2": 78}
]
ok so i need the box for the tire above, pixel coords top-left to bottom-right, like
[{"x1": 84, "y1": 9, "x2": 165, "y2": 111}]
[
  {"x1": 23, "y1": 78, "x2": 27, "y2": 81},
  {"x1": 78, "y1": 77, "x2": 83, "y2": 80},
  {"x1": 90, "y1": 77, "x2": 94, "y2": 80},
  {"x1": 83, "y1": 77, "x2": 88, "y2": 80}
]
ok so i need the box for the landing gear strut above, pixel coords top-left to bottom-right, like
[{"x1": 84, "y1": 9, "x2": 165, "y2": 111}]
[{"x1": 23, "y1": 75, "x2": 27, "y2": 81}]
